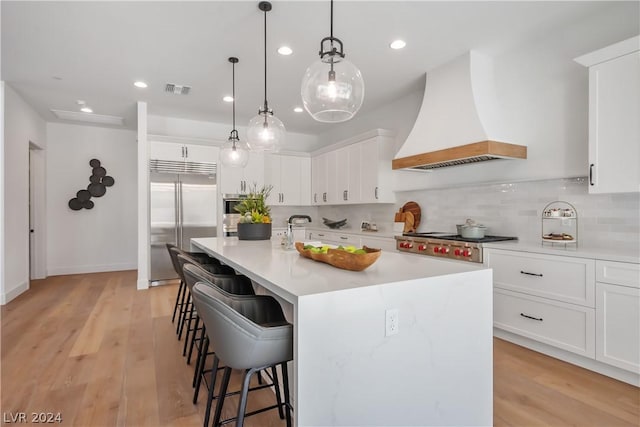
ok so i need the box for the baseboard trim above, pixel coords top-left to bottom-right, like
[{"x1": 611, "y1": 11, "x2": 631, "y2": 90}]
[
  {"x1": 1, "y1": 281, "x2": 29, "y2": 305},
  {"x1": 495, "y1": 328, "x2": 640, "y2": 386},
  {"x1": 47, "y1": 262, "x2": 137, "y2": 276}
]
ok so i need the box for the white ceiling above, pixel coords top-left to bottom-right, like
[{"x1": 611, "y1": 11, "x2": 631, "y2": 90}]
[{"x1": 1, "y1": 1, "x2": 629, "y2": 136}]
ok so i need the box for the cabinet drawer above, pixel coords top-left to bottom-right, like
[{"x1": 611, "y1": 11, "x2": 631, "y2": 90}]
[
  {"x1": 494, "y1": 289, "x2": 595, "y2": 358},
  {"x1": 487, "y1": 250, "x2": 595, "y2": 307},
  {"x1": 596, "y1": 260, "x2": 639, "y2": 288}
]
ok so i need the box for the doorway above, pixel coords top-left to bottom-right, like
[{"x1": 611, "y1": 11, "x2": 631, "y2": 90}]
[{"x1": 29, "y1": 142, "x2": 46, "y2": 280}]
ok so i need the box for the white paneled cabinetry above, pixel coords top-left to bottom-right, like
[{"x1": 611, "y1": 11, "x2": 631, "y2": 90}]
[
  {"x1": 575, "y1": 36, "x2": 640, "y2": 194},
  {"x1": 488, "y1": 247, "x2": 640, "y2": 385},
  {"x1": 219, "y1": 152, "x2": 264, "y2": 195},
  {"x1": 311, "y1": 129, "x2": 396, "y2": 205},
  {"x1": 595, "y1": 261, "x2": 640, "y2": 373},
  {"x1": 149, "y1": 141, "x2": 218, "y2": 164},
  {"x1": 264, "y1": 154, "x2": 311, "y2": 206}
]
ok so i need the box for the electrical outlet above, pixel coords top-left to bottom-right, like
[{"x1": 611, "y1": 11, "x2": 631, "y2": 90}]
[{"x1": 385, "y1": 309, "x2": 399, "y2": 336}]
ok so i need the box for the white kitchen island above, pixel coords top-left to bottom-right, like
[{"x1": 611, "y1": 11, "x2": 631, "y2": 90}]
[{"x1": 191, "y1": 237, "x2": 493, "y2": 427}]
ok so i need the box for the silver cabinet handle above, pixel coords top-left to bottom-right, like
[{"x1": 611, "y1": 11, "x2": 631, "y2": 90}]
[
  {"x1": 323, "y1": 192, "x2": 327, "y2": 202},
  {"x1": 181, "y1": 146, "x2": 185, "y2": 158},
  {"x1": 520, "y1": 313, "x2": 543, "y2": 322},
  {"x1": 185, "y1": 146, "x2": 188, "y2": 158},
  {"x1": 343, "y1": 190, "x2": 347, "y2": 201},
  {"x1": 589, "y1": 164, "x2": 595, "y2": 186},
  {"x1": 340, "y1": 236, "x2": 348, "y2": 240},
  {"x1": 314, "y1": 193, "x2": 317, "y2": 203},
  {"x1": 375, "y1": 186, "x2": 378, "y2": 199}
]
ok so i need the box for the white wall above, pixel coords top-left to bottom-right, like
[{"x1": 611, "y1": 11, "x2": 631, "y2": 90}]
[
  {"x1": 3, "y1": 84, "x2": 46, "y2": 304},
  {"x1": 46, "y1": 122, "x2": 137, "y2": 275}
]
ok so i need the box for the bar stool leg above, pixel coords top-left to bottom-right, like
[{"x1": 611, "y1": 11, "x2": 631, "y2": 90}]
[
  {"x1": 172, "y1": 280, "x2": 185, "y2": 323},
  {"x1": 183, "y1": 303, "x2": 196, "y2": 356},
  {"x1": 203, "y1": 355, "x2": 220, "y2": 427},
  {"x1": 212, "y1": 366, "x2": 232, "y2": 427},
  {"x1": 193, "y1": 335, "x2": 209, "y2": 404},
  {"x1": 178, "y1": 292, "x2": 191, "y2": 340},
  {"x1": 281, "y1": 362, "x2": 292, "y2": 427},
  {"x1": 271, "y1": 366, "x2": 285, "y2": 419},
  {"x1": 236, "y1": 367, "x2": 259, "y2": 427},
  {"x1": 192, "y1": 325, "x2": 207, "y2": 387},
  {"x1": 176, "y1": 286, "x2": 189, "y2": 335},
  {"x1": 187, "y1": 315, "x2": 201, "y2": 364}
]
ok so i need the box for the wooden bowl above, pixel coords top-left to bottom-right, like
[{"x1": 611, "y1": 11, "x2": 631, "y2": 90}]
[{"x1": 295, "y1": 242, "x2": 381, "y2": 271}]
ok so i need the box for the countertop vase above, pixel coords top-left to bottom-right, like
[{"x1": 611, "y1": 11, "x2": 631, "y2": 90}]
[{"x1": 237, "y1": 222, "x2": 272, "y2": 241}]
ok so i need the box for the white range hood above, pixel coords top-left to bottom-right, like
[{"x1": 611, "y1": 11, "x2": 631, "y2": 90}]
[{"x1": 392, "y1": 51, "x2": 526, "y2": 171}]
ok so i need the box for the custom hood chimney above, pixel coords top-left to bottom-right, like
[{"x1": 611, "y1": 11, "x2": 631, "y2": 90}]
[{"x1": 392, "y1": 51, "x2": 526, "y2": 170}]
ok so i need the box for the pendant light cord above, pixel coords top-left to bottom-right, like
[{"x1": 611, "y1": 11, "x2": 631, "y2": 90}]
[
  {"x1": 263, "y1": 8, "x2": 268, "y2": 111},
  {"x1": 232, "y1": 61, "x2": 236, "y2": 131},
  {"x1": 330, "y1": 0, "x2": 333, "y2": 39}
]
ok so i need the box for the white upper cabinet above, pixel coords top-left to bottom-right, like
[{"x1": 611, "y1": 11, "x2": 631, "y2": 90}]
[
  {"x1": 264, "y1": 154, "x2": 311, "y2": 206},
  {"x1": 219, "y1": 151, "x2": 264, "y2": 195},
  {"x1": 149, "y1": 141, "x2": 218, "y2": 164},
  {"x1": 311, "y1": 129, "x2": 396, "y2": 205},
  {"x1": 312, "y1": 153, "x2": 329, "y2": 205},
  {"x1": 575, "y1": 36, "x2": 640, "y2": 194}
]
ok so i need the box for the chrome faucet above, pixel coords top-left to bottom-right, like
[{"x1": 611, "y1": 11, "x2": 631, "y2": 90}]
[{"x1": 286, "y1": 215, "x2": 312, "y2": 248}]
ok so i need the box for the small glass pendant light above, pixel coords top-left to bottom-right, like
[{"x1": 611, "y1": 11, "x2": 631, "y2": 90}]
[
  {"x1": 246, "y1": 1, "x2": 285, "y2": 152},
  {"x1": 220, "y1": 57, "x2": 250, "y2": 168},
  {"x1": 301, "y1": 0, "x2": 364, "y2": 123}
]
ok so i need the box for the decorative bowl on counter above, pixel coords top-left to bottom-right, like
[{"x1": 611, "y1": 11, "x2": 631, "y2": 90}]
[{"x1": 295, "y1": 242, "x2": 381, "y2": 271}]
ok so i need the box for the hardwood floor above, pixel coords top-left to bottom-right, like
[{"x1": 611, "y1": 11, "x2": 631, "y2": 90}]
[{"x1": 2, "y1": 271, "x2": 638, "y2": 426}]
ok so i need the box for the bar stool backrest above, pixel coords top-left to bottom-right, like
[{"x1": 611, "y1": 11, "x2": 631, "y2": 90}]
[
  {"x1": 183, "y1": 262, "x2": 255, "y2": 295},
  {"x1": 192, "y1": 283, "x2": 292, "y2": 370}
]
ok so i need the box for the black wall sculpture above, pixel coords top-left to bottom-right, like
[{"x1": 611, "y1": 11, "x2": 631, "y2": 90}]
[{"x1": 68, "y1": 159, "x2": 115, "y2": 210}]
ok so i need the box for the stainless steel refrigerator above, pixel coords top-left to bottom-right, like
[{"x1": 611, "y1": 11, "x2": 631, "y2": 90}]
[{"x1": 149, "y1": 160, "x2": 217, "y2": 284}]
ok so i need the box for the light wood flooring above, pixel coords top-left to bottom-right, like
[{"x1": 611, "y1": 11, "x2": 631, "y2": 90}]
[{"x1": 2, "y1": 271, "x2": 638, "y2": 426}]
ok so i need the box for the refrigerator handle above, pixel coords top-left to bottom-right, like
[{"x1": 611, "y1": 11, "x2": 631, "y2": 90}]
[{"x1": 178, "y1": 179, "x2": 184, "y2": 248}]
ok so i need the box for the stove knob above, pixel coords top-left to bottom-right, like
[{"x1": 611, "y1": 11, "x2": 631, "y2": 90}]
[
  {"x1": 463, "y1": 250, "x2": 471, "y2": 257},
  {"x1": 454, "y1": 249, "x2": 461, "y2": 256},
  {"x1": 418, "y1": 244, "x2": 427, "y2": 251},
  {"x1": 440, "y1": 247, "x2": 450, "y2": 254},
  {"x1": 399, "y1": 242, "x2": 405, "y2": 248},
  {"x1": 433, "y1": 247, "x2": 440, "y2": 253},
  {"x1": 407, "y1": 243, "x2": 413, "y2": 249}
]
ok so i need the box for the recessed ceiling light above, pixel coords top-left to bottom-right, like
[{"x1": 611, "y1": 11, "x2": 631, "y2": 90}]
[
  {"x1": 80, "y1": 106, "x2": 93, "y2": 113},
  {"x1": 390, "y1": 40, "x2": 407, "y2": 50},
  {"x1": 223, "y1": 96, "x2": 234, "y2": 103},
  {"x1": 134, "y1": 81, "x2": 148, "y2": 88},
  {"x1": 293, "y1": 107, "x2": 303, "y2": 113},
  {"x1": 277, "y1": 46, "x2": 293, "y2": 56}
]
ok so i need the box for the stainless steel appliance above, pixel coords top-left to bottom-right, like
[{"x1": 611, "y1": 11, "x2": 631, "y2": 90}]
[
  {"x1": 222, "y1": 194, "x2": 247, "y2": 236},
  {"x1": 150, "y1": 160, "x2": 217, "y2": 284},
  {"x1": 395, "y1": 232, "x2": 517, "y2": 263}
]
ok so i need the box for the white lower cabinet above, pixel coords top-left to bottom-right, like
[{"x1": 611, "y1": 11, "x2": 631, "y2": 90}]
[
  {"x1": 494, "y1": 289, "x2": 595, "y2": 358},
  {"x1": 305, "y1": 230, "x2": 396, "y2": 250},
  {"x1": 489, "y1": 248, "x2": 640, "y2": 382},
  {"x1": 595, "y1": 261, "x2": 640, "y2": 373}
]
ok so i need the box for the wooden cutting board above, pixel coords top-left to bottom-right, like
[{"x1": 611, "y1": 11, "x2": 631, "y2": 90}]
[{"x1": 402, "y1": 201, "x2": 421, "y2": 230}]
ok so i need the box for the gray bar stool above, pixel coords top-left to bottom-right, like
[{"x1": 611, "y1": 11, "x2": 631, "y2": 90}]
[
  {"x1": 176, "y1": 253, "x2": 236, "y2": 350},
  {"x1": 192, "y1": 282, "x2": 293, "y2": 427},
  {"x1": 166, "y1": 243, "x2": 219, "y2": 324},
  {"x1": 182, "y1": 262, "x2": 255, "y2": 402}
]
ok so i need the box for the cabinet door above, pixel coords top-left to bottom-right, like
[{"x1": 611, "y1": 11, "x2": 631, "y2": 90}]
[
  {"x1": 243, "y1": 152, "x2": 265, "y2": 191},
  {"x1": 184, "y1": 144, "x2": 218, "y2": 164},
  {"x1": 345, "y1": 144, "x2": 361, "y2": 203},
  {"x1": 314, "y1": 153, "x2": 329, "y2": 204},
  {"x1": 596, "y1": 282, "x2": 640, "y2": 372},
  {"x1": 327, "y1": 151, "x2": 341, "y2": 204},
  {"x1": 280, "y1": 156, "x2": 302, "y2": 205},
  {"x1": 219, "y1": 163, "x2": 245, "y2": 195},
  {"x1": 264, "y1": 154, "x2": 282, "y2": 205},
  {"x1": 299, "y1": 157, "x2": 311, "y2": 206},
  {"x1": 589, "y1": 51, "x2": 640, "y2": 193},
  {"x1": 149, "y1": 141, "x2": 185, "y2": 162},
  {"x1": 360, "y1": 139, "x2": 379, "y2": 203}
]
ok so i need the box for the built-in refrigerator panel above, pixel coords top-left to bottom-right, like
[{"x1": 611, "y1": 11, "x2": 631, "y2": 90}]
[{"x1": 149, "y1": 161, "x2": 217, "y2": 284}]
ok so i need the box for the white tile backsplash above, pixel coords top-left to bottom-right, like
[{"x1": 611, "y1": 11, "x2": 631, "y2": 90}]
[{"x1": 315, "y1": 177, "x2": 639, "y2": 252}]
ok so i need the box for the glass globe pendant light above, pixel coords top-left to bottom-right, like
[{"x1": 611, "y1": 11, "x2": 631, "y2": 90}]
[
  {"x1": 246, "y1": 1, "x2": 285, "y2": 152},
  {"x1": 220, "y1": 57, "x2": 250, "y2": 168},
  {"x1": 301, "y1": 0, "x2": 364, "y2": 123}
]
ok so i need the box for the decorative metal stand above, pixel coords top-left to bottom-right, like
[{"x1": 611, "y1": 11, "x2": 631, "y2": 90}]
[{"x1": 541, "y1": 201, "x2": 578, "y2": 247}]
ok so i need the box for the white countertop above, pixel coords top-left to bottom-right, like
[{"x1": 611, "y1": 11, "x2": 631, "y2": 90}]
[
  {"x1": 483, "y1": 240, "x2": 640, "y2": 264},
  {"x1": 191, "y1": 237, "x2": 482, "y2": 304}
]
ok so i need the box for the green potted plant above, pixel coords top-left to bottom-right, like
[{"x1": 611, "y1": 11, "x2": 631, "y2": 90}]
[{"x1": 234, "y1": 184, "x2": 273, "y2": 240}]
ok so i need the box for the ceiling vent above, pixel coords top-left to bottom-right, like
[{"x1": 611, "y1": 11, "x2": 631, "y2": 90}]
[
  {"x1": 165, "y1": 83, "x2": 191, "y2": 95},
  {"x1": 50, "y1": 109, "x2": 124, "y2": 126}
]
